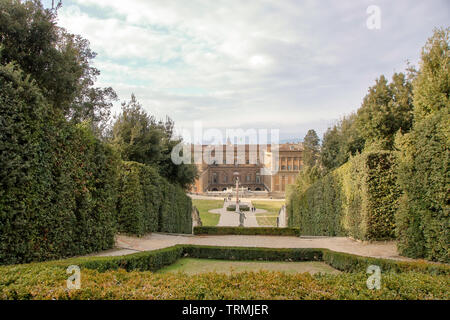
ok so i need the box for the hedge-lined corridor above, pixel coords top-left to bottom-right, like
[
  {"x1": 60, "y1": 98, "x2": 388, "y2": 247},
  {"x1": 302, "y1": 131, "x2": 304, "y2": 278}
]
[{"x1": 0, "y1": 64, "x2": 192, "y2": 266}]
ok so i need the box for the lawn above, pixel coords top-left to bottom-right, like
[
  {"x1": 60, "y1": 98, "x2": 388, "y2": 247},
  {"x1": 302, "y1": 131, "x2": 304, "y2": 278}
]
[
  {"x1": 252, "y1": 201, "x2": 285, "y2": 227},
  {"x1": 157, "y1": 258, "x2": 340, "y2": 275},
  {"x1": 192, "y1": 199, "x2": 223, "y2": 226}
]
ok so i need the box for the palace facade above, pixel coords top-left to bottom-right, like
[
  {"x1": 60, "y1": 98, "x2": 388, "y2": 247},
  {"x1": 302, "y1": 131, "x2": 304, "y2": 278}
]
[{"x1": 190, "y1": 143, "x2": 304, "y2": 196}]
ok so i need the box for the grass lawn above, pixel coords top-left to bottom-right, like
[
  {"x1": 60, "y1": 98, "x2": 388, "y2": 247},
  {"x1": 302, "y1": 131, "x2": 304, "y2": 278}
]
[
  {"x1": 192, "y1": 199, "x2": 223, "y2": 226},
  {"x1": 252, "y1": 201, "x2": 285, "y2": 227},
  {"x1": 157, "y1": 258, "x2": 340, "y2": 275}
]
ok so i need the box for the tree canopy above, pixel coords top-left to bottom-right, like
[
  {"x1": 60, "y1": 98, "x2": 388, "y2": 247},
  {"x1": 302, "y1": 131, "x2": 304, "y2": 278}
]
[
  {"x1": 302, "y1": 129, "x2": 320, "y2": 167},
  {"x1": 111, "y1": 95, "x2": 198, "y2": 189},
  {"x1": 0, "y1": 0, "x2": 116, "y2": 132}
]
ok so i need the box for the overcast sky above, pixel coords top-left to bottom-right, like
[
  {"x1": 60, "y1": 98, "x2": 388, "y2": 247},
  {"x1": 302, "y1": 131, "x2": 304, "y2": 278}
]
[{"x1": 43, "y1": 0, "x2": 449, "y2": 141}]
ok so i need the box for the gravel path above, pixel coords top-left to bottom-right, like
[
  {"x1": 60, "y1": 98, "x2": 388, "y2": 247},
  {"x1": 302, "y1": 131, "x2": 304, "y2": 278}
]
[{"x1": 95, "y1": 233, "x2": 409, "y2": 262}]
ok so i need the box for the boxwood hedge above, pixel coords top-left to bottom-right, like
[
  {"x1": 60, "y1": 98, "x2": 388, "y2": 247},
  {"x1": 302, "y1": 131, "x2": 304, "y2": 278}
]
[
  {"x1": 194, "y1": 226, "x2": 300, "y2": 236},
  {"x1": 1, "y1": 245, "x2": 448, "y2": 300},
  {"x1": 5, "y1": 245, "x2": 448, "y2": 276}
]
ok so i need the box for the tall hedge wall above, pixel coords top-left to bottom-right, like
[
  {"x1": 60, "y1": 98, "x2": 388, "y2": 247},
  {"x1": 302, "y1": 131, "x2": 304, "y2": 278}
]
[
  {"x1": 0, "y1": 64, "x2": 119, "y2": 265},
  {"x1": 117, "y1": 162, "x2": 192, "y2": 236},
  {"x1": 395, "y1": 109, "x2": 449, "y2": 263},
  {"x1": 288, "y1": 151, "x2": 400, "y2": 241}
]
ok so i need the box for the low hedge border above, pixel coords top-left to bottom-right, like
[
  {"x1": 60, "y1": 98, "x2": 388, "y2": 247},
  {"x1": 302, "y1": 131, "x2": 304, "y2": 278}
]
[
  {"x1": 20, "y1": 245, "x2": 448, "y2": 276},
  {"x1": 193, "y1": 227, "x2": 300, "y2": 236},
  {"x1": 227, "y1": 205, "x2": 250, "y2": 212}
]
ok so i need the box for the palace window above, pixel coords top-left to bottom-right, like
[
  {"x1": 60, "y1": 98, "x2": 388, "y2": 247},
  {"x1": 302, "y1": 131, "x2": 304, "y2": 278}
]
[
  {"x1": 223, "y1": 174, "x2": 228, "y2": 183},
  {"x1": 246, "y1": 175, "x2": 251, "y2": 182},
  {"x1": 212, "y1": 173, "x2": 218, "y2": 184},
  {"x1": 256, "y1": 174, "x2": 261, "y2": 183}
]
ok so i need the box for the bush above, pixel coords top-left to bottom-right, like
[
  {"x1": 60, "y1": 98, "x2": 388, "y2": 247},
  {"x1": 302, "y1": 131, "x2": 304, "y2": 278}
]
[
  {"x1": 117, "y1": 162, "x2": 193, "y2": 236},
  {"x1": 1, "y1": 245, "x2": 449, "y2": 300},
  {"x1": 184, "y1": 245, "x2": 321, "y2": 261},
  {"x1": 288, "y1": 151, "x2": 400, "y2": 241},
  {"x1": 227, "y1": 205, "x2": 250, "y2": 211},
  {"x1": 193, "y1": 227, "x2": 300, "y2": 236},
  {"x1": 321, "y1": 249, "x2": 449, "y2": 275},
  {"x1": 72, "y1": 246, "x2": 184, "y2": 273},
  {"x1": 4, "y1": 245, "x2": 447, "y2": 275},
  {"x1": 0, "y1": 64, "x2": 119, "y2": 265}
]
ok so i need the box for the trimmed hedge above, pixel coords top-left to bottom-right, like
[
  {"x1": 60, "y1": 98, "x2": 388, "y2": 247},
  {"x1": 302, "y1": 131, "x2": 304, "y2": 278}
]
[
  {"x1": 117, "y1": 162, "x2": 192, "y2": 236},
  {"x1": 1, "y1": 245, "x2": 449, "y2": 300},
  {"x1": 193, "y1": 226, "x2": 300, "y2": 236},
  {"x1": 227, "y1": 205, "x2": 250, "y2": 211},
  {"x1": 288, "y1": 151, "x2": 400, "y2": 241},
  {"x1": 395, "y1": 108, "x2": 450, "y2": 263},
  {"x1": 3, "y1": 245, "x2": 448, "y2": 276},
  {"x1": 72, "y1": 246, "x2": 184, "y2": 273},
  {"x1": 0, "y1": 64, "x2": 119, "y2": 265},
  {"x1": 183, "y1": 245, "x2": 322, "y2": 262}
]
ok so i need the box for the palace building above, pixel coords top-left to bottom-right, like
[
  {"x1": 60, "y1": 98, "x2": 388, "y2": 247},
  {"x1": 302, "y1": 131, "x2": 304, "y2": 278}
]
[{"x1": 190, "y1": 143, "x2": 304, "y2": 197}]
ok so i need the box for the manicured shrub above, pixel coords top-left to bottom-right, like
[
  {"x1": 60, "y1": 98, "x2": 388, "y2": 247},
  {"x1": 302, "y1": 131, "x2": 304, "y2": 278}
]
[
  {"x1": 1, "y1": 245, "x2": 449, "y2": 300},
  {"x1": 117, "y1": 162, "x2": 193, "y2": 236},
  {"x1": 193, "y1": 227, "x2": 300, "y2": 236},
  {"x1": 321, "y1": 249, "x2": 449, "y2": 275},
  {"x1": 183, "y1": 245, "x2": 322, "y2": 262},
  {"x1": 288, "y1": 151, "x2": 400, "y2": 241},
  {"x1": 0, "y1": 64, "x2": 119, "y2": 265},
  {"x1": 73, "y1": 246, "x2": 185, "y2": 272},
  {"x1": 1, "y1": 262, "x2": 449, "y2": 300},
  {"x1": 227, "y1": 205, "x2": 250, "y2": 211}
]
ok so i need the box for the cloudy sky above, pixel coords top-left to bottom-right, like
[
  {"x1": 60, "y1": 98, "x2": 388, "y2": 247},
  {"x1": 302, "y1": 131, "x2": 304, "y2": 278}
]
[{"x1": 43, "y1": 0, "x2": 449, "y2": 141}]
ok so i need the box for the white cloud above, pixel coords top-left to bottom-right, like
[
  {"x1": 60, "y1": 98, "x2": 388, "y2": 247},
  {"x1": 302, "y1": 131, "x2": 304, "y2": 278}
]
[{"x1": 53, "y1": 0, "x2": 450, "y2": 140}]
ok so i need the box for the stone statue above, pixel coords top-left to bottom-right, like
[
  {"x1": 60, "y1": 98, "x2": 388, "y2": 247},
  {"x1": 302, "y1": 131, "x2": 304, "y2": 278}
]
[{"x1": 239, "y1": 211, "x2": 246, "y2": 227}]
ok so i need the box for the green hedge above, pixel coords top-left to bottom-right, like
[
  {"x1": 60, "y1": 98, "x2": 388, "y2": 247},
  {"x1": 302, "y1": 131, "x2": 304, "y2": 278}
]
[
  {"x1": 0, "y1": 64, "x2": 119, "y2": 265},
  {"x1": 288, "y1": 151, "x2": 400, "y2": 241},
  {"x1": 117, "y1": 162, "x2": 192, "y2": 236},
  {"x1": 7, "y1": 245, "x2": 448, "y2": 276},
  {"x1": 72, "y1": 246, "x2": 184, "y2": 273},
  {"x1": 395, "y1": 108, "x2": 450, "y2": 263},
  {"x1": 227, "y1": 205, "x2": 250, "y2": 211},
  {"x1": 183, "y1": 245, "x2": 322, "y2": 262},
  {"x1": 1, "y1": 245, "x2": 449, "y2": 300},
  {"x1": 2, "y1": 245, "x2": 449, "y2": 300},
  {"x1": 193, "y1": 226, "x2": 300, "y2": 236}
]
